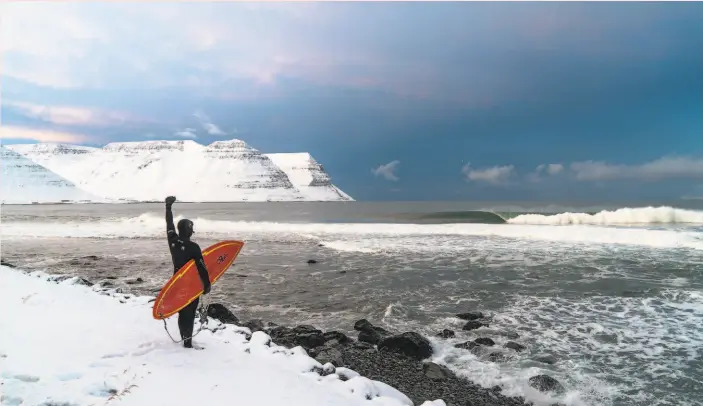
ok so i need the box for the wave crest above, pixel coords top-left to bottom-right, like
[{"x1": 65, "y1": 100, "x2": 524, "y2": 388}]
[{"x1": 507, "y1": 206, "x2": 703, "y2": 225}]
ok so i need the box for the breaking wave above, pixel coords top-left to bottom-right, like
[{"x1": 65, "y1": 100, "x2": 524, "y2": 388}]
[
  {"x1": 3, "y1": 211, "x2": 703, "y2": 252},
  {"x1": 506, "y1": 206, "x2": 703, "y2": 226}
]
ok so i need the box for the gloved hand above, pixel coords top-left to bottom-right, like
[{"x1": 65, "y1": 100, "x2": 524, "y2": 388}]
[
  {"x1": 202, "y1": 281, "x2": 211, "y2": 295},
  {"x1": 165, "y1": 196, "x2": 176, "y2": 206}
]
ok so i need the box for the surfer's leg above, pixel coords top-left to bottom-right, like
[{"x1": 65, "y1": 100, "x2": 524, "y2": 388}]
[{"x1": 178, "y1": 297, "x2": 200, "y2": 348}]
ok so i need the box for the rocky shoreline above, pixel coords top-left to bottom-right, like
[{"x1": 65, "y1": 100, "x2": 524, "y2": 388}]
[
  {"x1": 4, "y1": 263, "x2": 566, "y2": 406},
  {"x1": 206, "y1": 304, "x2": 565, "y2": 406}
]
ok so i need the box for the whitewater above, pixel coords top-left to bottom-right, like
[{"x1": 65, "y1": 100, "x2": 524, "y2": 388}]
[{"x1": 2, "y1": 202, "x2": 703, "y2": 406}]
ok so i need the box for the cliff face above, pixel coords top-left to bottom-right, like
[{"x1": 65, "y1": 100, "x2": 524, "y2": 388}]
[
  {"x1": 0, "y1": 146, "x2": 98, "y2": 204},
  {"x1": 266, "y1": 153, "x2": 353, "y2": 201},
  {"x1": 6, "y1": 139, "x2": 353, "y2": 202}
]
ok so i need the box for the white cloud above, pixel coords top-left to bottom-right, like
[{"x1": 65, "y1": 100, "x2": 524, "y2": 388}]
[
  {"x1": 174, "y1": 128, "x2": 197, "y2": 139},
  {"x1": 528, "y1": 162, "x2": 565, "y2": 182},
  {"x1": 570, "y1": 156, "x2": 703, "y2": 182},
  {"x1": 0, "y1": 125, "x2": 91, "y2": 143},
  {"x1": 193, "y1": 110, "x2": 228, "y2": 136},
  {"x1": 546, "y1": 163, "x2": 564, "y2": 175},
  {"x1": 462, "y1": 163, "x2": 514, "y2": 185},
  {"x1": 372, "y1": 160, "x2": 400, "y2": 181},
  {"x1": 3, "y1": 2, "x2": 649, "y2": 100},
  {"x1": 4, "y1": 100, "x2": 138, "y2": 127}
]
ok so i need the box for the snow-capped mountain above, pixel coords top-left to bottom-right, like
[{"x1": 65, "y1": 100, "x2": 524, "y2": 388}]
[
  {"x1": 0, "y1": 146, "x2": 99, "y2": 204},
  {"x1": 265, "y1": 153, "x2": 353, "y2": 201},
  {"x1": 6, "y1": 139, "x2": 353, "y2": 202}
]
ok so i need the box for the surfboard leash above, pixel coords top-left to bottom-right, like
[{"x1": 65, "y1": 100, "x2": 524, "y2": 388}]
[{"x1": 159, "y1": 294, "x2": 213, "y2": 344}]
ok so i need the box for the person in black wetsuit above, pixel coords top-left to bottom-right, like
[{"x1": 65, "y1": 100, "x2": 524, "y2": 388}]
[{"x1": 164, "y1": 195, "x2": 211, "y2": 349}]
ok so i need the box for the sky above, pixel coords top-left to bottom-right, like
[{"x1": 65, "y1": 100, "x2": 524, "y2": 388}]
[{"x1": 1, "y1": 1, "x2": 702, "y2": 202}]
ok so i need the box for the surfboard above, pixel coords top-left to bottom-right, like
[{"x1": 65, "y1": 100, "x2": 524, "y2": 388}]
[{"x1": 152, "y1": 240, "x2": 244, "y2": 320}]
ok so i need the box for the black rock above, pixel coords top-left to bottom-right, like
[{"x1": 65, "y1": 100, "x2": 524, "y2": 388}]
[
  {"x1": 422, "y1": 362, "x2": 451, "y2": 381},
  {"x1": 437, "y1": 329, "x2": 455, "y2": 338},
  {"x1": 528, "y1": 375, "x2": 565, "y2": 395},
  {"x1": 0, "y1": 259, "x2": 17, "y2": 268},
  {"x1": 354, "y1": 319, "x2": 373, "y2": 331},
  {"x1": 339, "y1": 270, "x2": 347, "y2": 274},
  {"x1": 296, "y1": 331, "x2": 326, "y2": 349},
  {"x1": 269, "y1": 326, "x2": 293, "y2": 340},
  {"x1": 474, "y1": 337, "x2": 495, "y2": 346},
  {"x1": 307, "y1": 259, "x2": 318, "y2": 264},
  {"x1": 292, "y1": 325, "x2": 321, "y2": 335},
  {"x1": 315, "y1": 347, "x2": 344, "y2": 367},
  {"x1": 487, "y1": 352, "x2": 508, "y2": 363},
  {"x1": 454, "y1": 341, "x2": 480, "y2": 352},
  {"x1": 235, "y1": 274, "x2": 248, "y2": 278},
  {"x1": 456, "y1": 311, "x2": 484, "y2": 321},
  {"x1": 354, "y1": 319, "x2": 390, "y2": 345},
  {"x1": 269, "y1": 325, "x2": 326, "y2": 350},
  {"x1": 206, "y1": 303, "x2": 239, "y2": 324},
  {"x1": 83, "y1": 255, "x2": 100, "y2": 261},
  {"x1": 74, "y1": 277, "x2": 93, "y2": 287},
  {"x1": 504, "y1": 341, "x2": 526, "y2": 352},
  {"x1": 378, "y1": 332, "x2": 433, "y2": 360},
  {"x1": 358, "y1": 329, "x2": 383, "y2": 345},
  {"x1": 534, "y1": 354, "x2": 558, "y2": 365},
  {"x1": 106, "y1": 276, "x2": 118, "y2": 280},
  {"x1": 462, "y1": 320, "x2": 488, "y2": 331},
  {"x1": 244, "y1": 319, "x2": 265, "y2": 333},
  {"x1": 323, "y1": 331, "x2": 351, "y2": 345}
]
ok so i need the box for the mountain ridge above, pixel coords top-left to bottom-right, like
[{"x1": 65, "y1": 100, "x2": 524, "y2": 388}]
[{"x1": 5, "y1": 139, "x2": 353, "y2": 203}]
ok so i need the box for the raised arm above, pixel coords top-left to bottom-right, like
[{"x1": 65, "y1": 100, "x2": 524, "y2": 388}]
[
  {"x1": 191, "y1": 243, "x2": 212, "y2": 294},
  {"x1": 165, "y1": 196, "x2": 177, "y2": 242}
]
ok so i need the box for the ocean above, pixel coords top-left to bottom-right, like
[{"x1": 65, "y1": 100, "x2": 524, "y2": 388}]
[{"x1": 2, "y1": 201, "x2": 703, "y2": 406}]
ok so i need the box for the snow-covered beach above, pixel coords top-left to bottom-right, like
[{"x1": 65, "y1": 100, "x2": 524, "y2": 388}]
[{"x1": 0, "y1": 265, "x2": 449, "y2": 406}]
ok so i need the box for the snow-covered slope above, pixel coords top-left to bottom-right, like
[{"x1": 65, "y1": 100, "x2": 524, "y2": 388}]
[
  {"x1": 266, "y1": 153, "x2": 354, "y2": 201},
  {"x1": 7, "y1": 140, "x2": 353, "y2": 202},
  {"x1": 0, "y1": 266, "x2": 444, "y2": 406},
  {"x1": 0, "y1": 146, "x2": 98, "y2": 204}
]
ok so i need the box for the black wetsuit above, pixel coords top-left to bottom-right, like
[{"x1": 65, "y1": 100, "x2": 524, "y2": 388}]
[{"x1": 165, "y1": 204, "x2": 211, "y2": 348}]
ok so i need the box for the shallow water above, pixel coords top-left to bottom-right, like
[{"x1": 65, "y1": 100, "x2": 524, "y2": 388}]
[{"x1": 2, "y1": 201, "x2": 703, "y2": 406}]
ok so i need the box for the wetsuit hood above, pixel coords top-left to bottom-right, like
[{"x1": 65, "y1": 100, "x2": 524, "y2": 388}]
[{"x1": 177, "y1": 218, "x2": 194, "y2": 240}]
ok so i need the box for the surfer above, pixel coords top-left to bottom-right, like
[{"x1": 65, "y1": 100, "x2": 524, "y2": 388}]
[{"x1": 165, "y1": 195, "x2": 211, "y2": 348}]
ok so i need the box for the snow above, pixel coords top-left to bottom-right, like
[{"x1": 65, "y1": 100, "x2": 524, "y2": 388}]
[
  {"x1": 0, "y1": 146, "x2": 99, "y2": 204},
  {"x1": 0, "y1": 266, "x2": 444, "y2": 406},
  {"x1": 266, "y1": 152, "x2": 354, "y2": 201},
  {"x1": 5, "y1": 139, "x2": 353, "y2": 203}
]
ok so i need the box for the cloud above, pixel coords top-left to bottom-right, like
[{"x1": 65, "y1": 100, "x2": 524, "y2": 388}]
[
  {"x1": 528, "y1": 162, "x2": 565, "y2": 182},
  {"x1": 462, "y1": 163, "x2": 514, "y2": 185},
  {"x1": 174, "y1": 128, "x2": 197, "y2": 139},
  {"x1": 3, "y1": 2, "x2": 697, "y2": 103},
  {"x1": 3, "y1": 100, "x2": 138, "y2": 127},
  {"x1": 570, "y1": 156, "x2": 703, "y2": 182},
  {"x1": 0, "y1": 125, "x2": 91, "y2": 143},
  {"x1": 372, "y1": 160, "x2": 400, "y2": 181},
  {"x1": 542, "y1": 163, "x2": 564, "y2": 176},
  {"x1": 193, "y1": 110, "x2": 228, "y2": 136}
]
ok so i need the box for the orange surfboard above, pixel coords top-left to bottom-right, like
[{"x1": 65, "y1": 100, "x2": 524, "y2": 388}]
[{"x1": 152, "y1": 240, "x2": 244, "y2": 320}]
